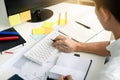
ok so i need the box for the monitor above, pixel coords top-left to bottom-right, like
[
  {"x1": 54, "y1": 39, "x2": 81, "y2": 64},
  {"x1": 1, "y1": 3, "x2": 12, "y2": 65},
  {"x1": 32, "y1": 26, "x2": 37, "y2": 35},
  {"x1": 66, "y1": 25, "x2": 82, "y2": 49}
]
[{"x1": 4, "y1": 0, "x2": 65, "y2": 22}]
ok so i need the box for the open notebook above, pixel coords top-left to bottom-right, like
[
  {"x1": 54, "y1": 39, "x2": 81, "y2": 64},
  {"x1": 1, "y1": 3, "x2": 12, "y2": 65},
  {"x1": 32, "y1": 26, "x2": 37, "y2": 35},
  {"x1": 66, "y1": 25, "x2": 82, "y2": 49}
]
[
  {"x1": 59, "y1": 11, "x2": 103, "y2": 42},
  {"x1": 48, "y1": 53, "x2": 92, "y2": 80},
  {"x1": 59, "y1": 21, "x2": 96, "y2": 42},
  {"x1": 75, "y1": 11, "x2": 103, "y2": 35}
]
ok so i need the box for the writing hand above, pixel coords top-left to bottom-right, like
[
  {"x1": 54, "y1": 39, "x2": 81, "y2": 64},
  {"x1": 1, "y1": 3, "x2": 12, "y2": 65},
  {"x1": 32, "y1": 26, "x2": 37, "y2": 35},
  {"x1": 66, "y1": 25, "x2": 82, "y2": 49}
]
[
  {"x1": 58, "y1": 75, "x2": 72, "y2": 80},
  {"x1": 52, "y1": 35, "x2": 80, "y2": 53}
]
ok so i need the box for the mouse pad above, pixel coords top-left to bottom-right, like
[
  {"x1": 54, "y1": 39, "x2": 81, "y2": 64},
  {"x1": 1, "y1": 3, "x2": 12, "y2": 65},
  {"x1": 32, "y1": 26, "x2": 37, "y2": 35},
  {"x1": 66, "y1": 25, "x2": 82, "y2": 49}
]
[{"x1": 0, "y1": 27, "x2": 26, "y2": 52}]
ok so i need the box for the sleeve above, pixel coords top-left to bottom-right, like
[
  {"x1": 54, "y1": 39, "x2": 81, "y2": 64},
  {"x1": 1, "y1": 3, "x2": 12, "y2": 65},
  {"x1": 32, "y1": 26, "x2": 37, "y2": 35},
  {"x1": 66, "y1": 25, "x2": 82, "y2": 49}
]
[
  {"x1": 106, "y1": 40, "x2": 115, "y2": 51},
  {"x1": 98, "y1": 73, "x2": 114, "y2": 80},
  {"x1": 98, "y1": 56, "x2": 120, "y2": 80}
]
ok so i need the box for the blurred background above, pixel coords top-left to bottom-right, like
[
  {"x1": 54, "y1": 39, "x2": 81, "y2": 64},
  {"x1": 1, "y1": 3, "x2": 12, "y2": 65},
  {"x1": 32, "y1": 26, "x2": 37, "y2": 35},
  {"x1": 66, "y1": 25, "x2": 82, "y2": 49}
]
[{"x1": 66, "y1": 0, "x2": 94, "y2": 6}]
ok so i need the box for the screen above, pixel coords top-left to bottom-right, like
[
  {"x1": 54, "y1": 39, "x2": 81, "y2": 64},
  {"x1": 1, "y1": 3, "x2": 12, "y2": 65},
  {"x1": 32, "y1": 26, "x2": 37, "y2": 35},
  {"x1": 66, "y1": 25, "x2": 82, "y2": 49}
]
[{"x1": 4, "y1": 0, "x2": 65, "y2": 22}]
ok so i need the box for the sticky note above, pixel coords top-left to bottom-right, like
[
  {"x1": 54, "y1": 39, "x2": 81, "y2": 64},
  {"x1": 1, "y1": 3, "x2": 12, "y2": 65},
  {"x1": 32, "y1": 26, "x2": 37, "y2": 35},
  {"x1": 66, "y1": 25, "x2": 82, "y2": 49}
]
[
  {"x1": 9, "y1": 14, "x2": 21, "y2": 26},
  {"x1": 30, "y1": 34, "x2": 46, "y2": 41},
  {"x1": 32, "y1": 27, "x2": 45, "y2": 35},
  {"x1": 42, "y1": 22, "x2": 55, "y2": 28},
  {"x1": 41, "y1": 22, "x2": 55, "y2": 34},
  {"x1": 20, "y1": 10, "x2": 31, "y2": 22},
  {"x1": 32, "y1": 22, "x2": 55, "y2": 35},
  {"x1": 44, "y1": 28, "x2": 54, "y2": 34}
]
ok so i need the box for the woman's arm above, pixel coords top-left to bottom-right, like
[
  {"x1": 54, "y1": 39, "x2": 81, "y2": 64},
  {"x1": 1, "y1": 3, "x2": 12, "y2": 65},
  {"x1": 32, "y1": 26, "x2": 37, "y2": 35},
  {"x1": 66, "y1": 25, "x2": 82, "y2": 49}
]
[
  {"x1": 52, "y1": 35, "x2": 110, "y2": 56},
  {"x1": 76, "y1": 41, "x2": 110, "y2": 56}
]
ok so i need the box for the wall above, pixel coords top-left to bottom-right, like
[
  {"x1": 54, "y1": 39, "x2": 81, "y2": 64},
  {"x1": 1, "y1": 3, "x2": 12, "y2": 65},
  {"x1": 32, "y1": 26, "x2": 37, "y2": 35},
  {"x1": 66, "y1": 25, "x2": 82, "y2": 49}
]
[
  {"x1": 65, "y1": 0, "x2": 78, "y2": 4},
  {"x1": 66, "y1": 0, "x2": 94, "y2": 5}
]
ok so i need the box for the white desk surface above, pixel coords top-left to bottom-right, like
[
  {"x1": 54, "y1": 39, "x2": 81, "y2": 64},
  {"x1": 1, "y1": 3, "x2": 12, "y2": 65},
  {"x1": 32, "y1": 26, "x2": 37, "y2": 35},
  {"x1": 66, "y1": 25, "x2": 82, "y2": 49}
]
[{"x1": 0, "y1": 2, "x2": 111, "y2": 80}]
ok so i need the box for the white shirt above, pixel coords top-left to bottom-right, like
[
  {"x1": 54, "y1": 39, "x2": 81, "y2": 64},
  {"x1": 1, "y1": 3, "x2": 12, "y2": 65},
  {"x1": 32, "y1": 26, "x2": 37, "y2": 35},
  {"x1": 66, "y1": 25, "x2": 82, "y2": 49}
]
[{"x1": 99, "y1": 38, "x2": 120, "y2": 80}]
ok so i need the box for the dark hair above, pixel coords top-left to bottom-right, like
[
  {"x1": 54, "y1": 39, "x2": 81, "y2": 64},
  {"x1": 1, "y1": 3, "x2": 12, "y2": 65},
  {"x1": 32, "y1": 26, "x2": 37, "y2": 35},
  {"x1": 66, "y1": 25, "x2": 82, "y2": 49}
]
[{"x1": 93, "y1": 0, "x2": 120, "y2": 22}]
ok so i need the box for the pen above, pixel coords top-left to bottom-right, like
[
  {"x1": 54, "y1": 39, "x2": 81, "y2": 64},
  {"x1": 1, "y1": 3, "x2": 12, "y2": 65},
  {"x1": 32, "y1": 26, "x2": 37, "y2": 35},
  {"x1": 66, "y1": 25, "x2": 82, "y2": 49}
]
[
  {"x1": 4, "y1": 51, "x2": 14, "y2": 54},
  {"x1": 51, "y1": 39, "x2": 69, "y2": 49},
  {"x1": 75, "y1": 21, "x2": 91, "y2": 29},
  {"x1": 0, "y1": 36, "x2": 19, "y2": 41},
  {"x1": 84, "y1": 60, "x2": 92, "y2": 80},
  {"x1": 0, "y1": 31, "x2": 19, "y2": 35},
  {"x1": 51, "y1": 39, "x2": 56, "y2": 42}
]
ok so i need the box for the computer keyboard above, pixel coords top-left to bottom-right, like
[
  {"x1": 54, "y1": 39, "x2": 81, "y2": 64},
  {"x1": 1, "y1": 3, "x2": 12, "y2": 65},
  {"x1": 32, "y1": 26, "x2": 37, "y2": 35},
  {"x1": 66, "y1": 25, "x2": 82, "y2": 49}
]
[{"x1": 24, "y1": 31, "x2": 60, "y2": 65}]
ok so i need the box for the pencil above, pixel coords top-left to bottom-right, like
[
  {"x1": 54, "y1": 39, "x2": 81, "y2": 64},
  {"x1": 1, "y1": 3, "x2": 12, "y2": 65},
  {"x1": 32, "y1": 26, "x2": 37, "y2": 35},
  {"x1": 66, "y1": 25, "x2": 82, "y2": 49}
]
[
  {"x1": 75, "y1": 21, "x2": 91, "y2": 29},
  {"x1": 65, "y1": 12, "x2": 68, "y2": 24},
  {"x1": 58, "y1": 13, "x2": 61, "y2": 25},
  {"x1": 51, "y1": 39, "x2": 56, "y2": 42}
]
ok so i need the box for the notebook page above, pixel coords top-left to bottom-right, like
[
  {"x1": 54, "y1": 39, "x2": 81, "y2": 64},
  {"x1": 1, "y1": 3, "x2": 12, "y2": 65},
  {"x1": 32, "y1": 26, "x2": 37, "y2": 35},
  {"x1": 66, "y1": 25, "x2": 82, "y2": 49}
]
[
  {"x1": 56, "y1": 53, "x2": 91, "y2": 71},
  {"x1": 59, "y1": 21, "x2": 96, "y2": 42},
  {"x1": 49, "y1": 53, "x2": 92, "y2": 80},
  {"x1": 75, "y1": 11, "x2": 103, "y2": 34},
  {"x1": 49, "y1": 66, "x2": 82, "y2": 80}
]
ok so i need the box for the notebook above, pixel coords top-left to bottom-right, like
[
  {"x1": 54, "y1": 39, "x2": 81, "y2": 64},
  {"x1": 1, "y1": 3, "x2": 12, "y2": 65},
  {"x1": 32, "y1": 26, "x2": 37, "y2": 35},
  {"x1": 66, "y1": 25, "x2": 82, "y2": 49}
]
[
  {"x1": 75, "y1": 12, "x2": 103, "y2": 34},
  {"x1": 0, "y1": 27, "x2": 26, "y2": 52},
  {"x1": 59, "y1": 11, "x2": 103, "y2": 42},
  {"x1": 58, "y1": 21, "x2": 96, "y2": 42},
  {"x1": 48, "y1": 53, "x2": 92, "y2": 80}
]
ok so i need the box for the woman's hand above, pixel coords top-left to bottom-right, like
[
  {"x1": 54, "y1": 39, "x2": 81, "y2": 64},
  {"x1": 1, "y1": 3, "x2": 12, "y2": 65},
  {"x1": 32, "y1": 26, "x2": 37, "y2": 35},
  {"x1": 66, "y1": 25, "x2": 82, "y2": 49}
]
[
  {"x1": 58, "y1": 75, "x2": 72, "y2": 80},
  {"x1": 52, "y1": 35, "x2": 81, "y2": 53}
]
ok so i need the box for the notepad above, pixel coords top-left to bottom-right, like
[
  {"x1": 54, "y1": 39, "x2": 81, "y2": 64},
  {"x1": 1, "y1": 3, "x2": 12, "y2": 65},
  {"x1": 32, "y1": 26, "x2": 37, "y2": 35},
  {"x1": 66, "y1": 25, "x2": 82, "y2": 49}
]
[
  {"x1": 59, "y1": 21, "x2": 96, "y2": 42},
  {"x1": 32, "y1": 22, "x2": 55, "y2": 35},
  {"x1": 75, "y1": 12, "x2": 103, "y2": 34},
  {"x1": 9, "y1": 14, "x2": 21, "y2": 26},
  {"x1": 0, "y1": 28, "x2": 26, "y2": 52},
  {"x1": 48, "y1": 53, "x2": 92, "y2": 80},
  {"x1": 42, "y1": 22, "x2": 55, "y2": 28},
  {"x1": 20, "y1": 10, "x2": 31, "y2": 22},
  {"x1": 32, "y1": 27, "x2": 45, "y2": 35}
]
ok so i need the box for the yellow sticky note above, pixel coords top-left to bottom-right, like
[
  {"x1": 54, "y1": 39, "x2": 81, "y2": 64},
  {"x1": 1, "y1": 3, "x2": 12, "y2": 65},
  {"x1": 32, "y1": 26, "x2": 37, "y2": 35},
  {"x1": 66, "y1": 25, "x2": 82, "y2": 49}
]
[
  {"x1": 20, "y1": 10, "x2": 31, "y2": 22},
  {"x1": 42, "y1": 22, "x2": 55, "y2": 28},
  {"x1": 9, "y1": 14, "x2": 21, "y2": 26},
  {"x1": 44, "y1": 28, "x2": 54, "y2": 34},
  {"x1": 32, "y1": 27, "x2": 45, "y2": 35}
]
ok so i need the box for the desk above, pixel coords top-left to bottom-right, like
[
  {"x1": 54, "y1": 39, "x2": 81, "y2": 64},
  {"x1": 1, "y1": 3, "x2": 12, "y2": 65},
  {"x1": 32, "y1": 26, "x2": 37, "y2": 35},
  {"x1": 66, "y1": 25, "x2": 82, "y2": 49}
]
[
  {"x1": 0, "y1": 2, "x2": 111, "y2": 80},
  {"x1": 0, "y1": 2, "x2": 95, "y2": 65}
]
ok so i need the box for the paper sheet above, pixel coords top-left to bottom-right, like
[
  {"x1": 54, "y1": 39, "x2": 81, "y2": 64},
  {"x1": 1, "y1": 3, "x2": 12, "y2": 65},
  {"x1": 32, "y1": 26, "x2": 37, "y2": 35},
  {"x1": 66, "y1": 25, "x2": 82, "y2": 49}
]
[
  {"x1": 30, "y1": 34, "x2": 46, "y2": 41},
  {"x1": 1, "y1": 46, "x2": 54, "y2": 80}
]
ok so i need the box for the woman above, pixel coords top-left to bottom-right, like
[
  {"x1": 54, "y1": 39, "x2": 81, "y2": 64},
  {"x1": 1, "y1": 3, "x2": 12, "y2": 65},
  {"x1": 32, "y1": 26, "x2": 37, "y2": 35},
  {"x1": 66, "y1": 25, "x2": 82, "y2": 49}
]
[{"x1": 53, "y1": 0, "x2": 120, "y2": 80}]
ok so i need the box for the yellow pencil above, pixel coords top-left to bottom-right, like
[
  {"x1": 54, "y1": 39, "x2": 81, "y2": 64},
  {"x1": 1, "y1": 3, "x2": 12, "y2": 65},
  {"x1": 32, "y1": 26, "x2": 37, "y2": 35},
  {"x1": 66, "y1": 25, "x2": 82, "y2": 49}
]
[
  {"x1": 58, "y1": 13, "x2": 61, "y2": 25},
  {"x1": 65, "y1": 11, "x2": 68, "y2": 24}
]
